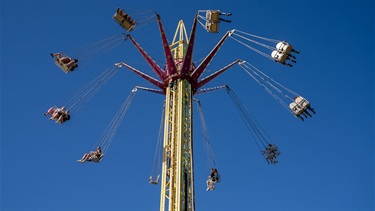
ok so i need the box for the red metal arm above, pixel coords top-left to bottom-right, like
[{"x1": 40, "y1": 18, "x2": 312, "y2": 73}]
[
  {"x1": 197, "y1": 59, "x2": 241, "y2": 89},
  {"x1": 156, "y1": 14, "x2": 178, "y2": 76},
  {"x1": 119, "y1": 62, "x2": 165, "y2": 90},
  {"x1": 127, "y1": 34, "x2": 167, "y2": 81},
  {"x1": 180, "y1": 13, "x2": 199, "y2": 76},
  {"x1": 191, "y1": 31, "x2": 231, "y2": 81}
]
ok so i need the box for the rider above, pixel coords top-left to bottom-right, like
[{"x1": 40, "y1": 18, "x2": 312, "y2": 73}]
[
  {"x1": 262, "y1": 144, "x2": 279, "y2": 164},
  {"x1": 206, "y1": 168, "x2": 219, "y2": 191},
  {"x1": 77, "y1": 146, "x2": 103, "y2": 163}
]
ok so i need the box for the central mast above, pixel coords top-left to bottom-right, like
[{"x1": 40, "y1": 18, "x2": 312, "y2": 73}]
[
  {"x1": 123, "y1": 12, "x2": 237, "y2": 211},
  {"x1": 160, "y1": 20, "x2": 195, "y2": 211}
]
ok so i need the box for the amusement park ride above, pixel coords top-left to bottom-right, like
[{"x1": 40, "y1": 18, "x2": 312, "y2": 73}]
[{"x1": 46, "y1": 7, "x2": 315, "y2": 211}]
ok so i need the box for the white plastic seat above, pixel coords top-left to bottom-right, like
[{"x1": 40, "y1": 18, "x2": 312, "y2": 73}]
[
  {"x1": 271, "y1": 50, "x2": 288, "y2": 63},
  {"x1": 295, "y1": 96, "x2": 310, "y2": 111},
  {"x1": 276, "y1": 41, "x2": 294, "y2": 54},
  {"x1": 289, "y1": 102, "x2": 303, "y2": 116}
]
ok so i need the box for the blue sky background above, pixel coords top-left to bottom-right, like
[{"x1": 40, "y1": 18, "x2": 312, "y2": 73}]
[{"x1": 1, "y1": 0, "x2": 374, "y2": 211}]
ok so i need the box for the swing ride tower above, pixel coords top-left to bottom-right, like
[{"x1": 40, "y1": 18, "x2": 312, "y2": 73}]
[
  {"x1": 50, "y1": 7, "x2": 306, "y2": 211},
  {"x1": 158, "y1": 22, "x2": 194, "y2": 211},
  {"x1": 121, "y1": 14, "x2": 240, "y2": 211},
  {"x1": 159, "y1": 20, "x2": 194, "y2": 211}
]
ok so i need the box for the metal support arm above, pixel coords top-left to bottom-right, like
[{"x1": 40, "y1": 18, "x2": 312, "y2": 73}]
[
  {"x1": 127, "y1": 34, "x2": 167, "y2": 81},
  {"x1": 180, "y1": 13, "x2": 199, "y2": 76},
  {"x1": 191, "y1": 30, "x2": 232, "y2": 81},
  {"x1": 156, "y1": 14, "x2": 178, "y2": 76},
  {"x1": 119, "y1": 62, "x2": 165, "y2": 90},
  {"x1": 197, "y1": 59, "x2": 241, "y2": 89}
]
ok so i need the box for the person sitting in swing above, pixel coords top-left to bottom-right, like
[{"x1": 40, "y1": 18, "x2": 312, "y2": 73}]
[
  {"x1": 56, "y1": 110, "x2": 70, "y2": 125},
  {"x1": 262, "y1": 144, "x2": 279, "y2": 164},
  {"x1": 116, "y1": 8, "x2": 136, "y2": 24},
  {"x1": 262, "y1": 149, "x2": 274, "y2": 164},
  {"x1": 65, "y1": 59, "x2": 78, "y2": 71},
  {"x1": 44, "y1": 106, "x2": 56, "y2": 117},
  {"x1": 206, "y1": 168, "x2": 218, "y2": 191},
  {"x1": 60, "y1": 57, "x2": 78, "y2": 71},
  {"x1": 77, "y1": 146, "x2": 104, "y2": 163},
  {"x1": 51, "y1": 52, "x2": 70, "y2": 63},
  {"x1": 49, "y1": 106, "x2": 66, "y2": 120},
  {"x1": 116, "y1": 8, "x2": 128, "y2": 19},
  {"x1": 51, "y1": 52, "x2": 78, "y2": 71}
]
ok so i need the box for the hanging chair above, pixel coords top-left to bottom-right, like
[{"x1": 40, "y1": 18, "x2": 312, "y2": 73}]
[
  {"x1": 149, "y1": 175, "x2": 160, "y2": 185},
  {"x1": 52, "y1": 53, "x2": 78, "y2": 73},
  {"x1": 113, "y1": 8, "x2": 136, "y2": 32}
]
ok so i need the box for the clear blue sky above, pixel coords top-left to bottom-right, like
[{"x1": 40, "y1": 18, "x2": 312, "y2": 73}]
[{"x1": 1, "y1": 0, "x2": 374, "y2": 211}]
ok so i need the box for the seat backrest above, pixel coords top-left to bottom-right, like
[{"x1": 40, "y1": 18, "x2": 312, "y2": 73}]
[
  {"x1": 149, "y1": 177, "x2": 159, "y2": 184},
  {"x1": 205, "y1": 10, "x2": 220, "y2": 33},
  {"x1": 276, "y1": 42, "x2": 292, "y2": 54},
  {"x1": 289, "y1": 102, "x2": 303, "y2": 115},
  {"x1": 295, "y1": 96, "x2": 309, "y2": 108}
]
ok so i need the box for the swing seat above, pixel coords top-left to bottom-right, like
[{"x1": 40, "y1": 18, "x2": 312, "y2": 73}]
[
  {"x1": 271, "y1": 50, "x2": 288, "y2": 63},
  {"x1": 276, "y1": 41, "x2": 294, "y2": 54},
  {"x1": 295, "y1": 96, "x2": 310, "y2": 111},
  {"x1": 289, "y1": 102, "x2": 304, "y2": 116},
  {"x1": 54, "y1": 58, "x2": 77, "y2": 73},
  {"x1": 113, "y1": 10, "x2": 136, "y2": 32},
  {"x1": 149, "y1": 175, "x2": 160, "y2": 185},
  {"x1": 205, "y1": 10, "x2": 220, "y2": 33}
]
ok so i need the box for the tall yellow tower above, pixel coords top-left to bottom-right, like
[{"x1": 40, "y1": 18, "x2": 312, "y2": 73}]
[
  {"x1": 123, "y1": 13, "x2": 239, "y2": 211},
  {"x1": 159, "y1": 20, "x2": 194, "y2": 211}
]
